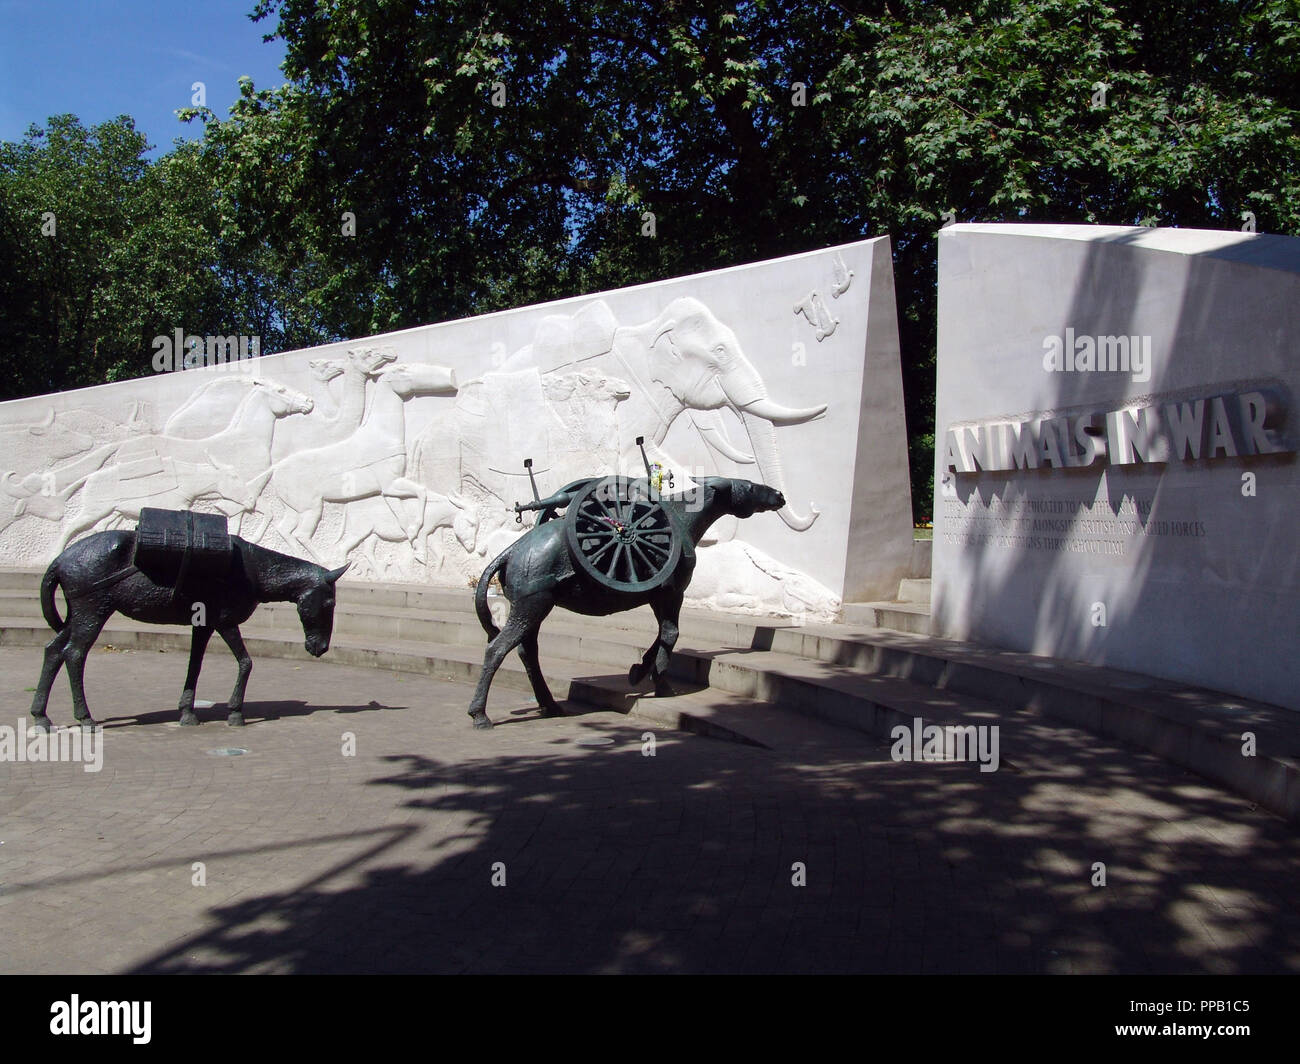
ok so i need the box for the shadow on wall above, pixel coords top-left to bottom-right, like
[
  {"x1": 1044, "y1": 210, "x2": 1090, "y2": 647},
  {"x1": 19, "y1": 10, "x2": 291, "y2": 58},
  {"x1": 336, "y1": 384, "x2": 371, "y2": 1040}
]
[{"x1": 936, "y1": 228, "x2": 1297, "y2": 706}]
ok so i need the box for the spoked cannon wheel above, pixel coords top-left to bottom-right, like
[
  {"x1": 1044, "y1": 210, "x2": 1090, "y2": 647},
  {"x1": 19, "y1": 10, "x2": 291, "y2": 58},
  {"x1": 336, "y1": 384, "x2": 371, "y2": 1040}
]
[{"x1": 565, "y1": 476, "x2": 682, "y2": 593}]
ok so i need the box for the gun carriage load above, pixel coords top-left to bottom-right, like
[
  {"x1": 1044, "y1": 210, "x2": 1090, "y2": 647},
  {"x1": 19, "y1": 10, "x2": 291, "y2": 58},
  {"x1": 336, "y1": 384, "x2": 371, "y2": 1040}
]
[{"x1": 510, "y1": 438, "x2": 683, "y2": 594}]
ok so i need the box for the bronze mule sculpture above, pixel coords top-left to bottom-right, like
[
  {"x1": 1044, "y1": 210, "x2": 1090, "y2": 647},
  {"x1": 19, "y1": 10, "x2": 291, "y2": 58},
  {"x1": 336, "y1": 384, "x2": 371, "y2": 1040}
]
[
  {"x1": 30, "y1": 521, "x2": 347, "y2": 730},
  {"x1": 468, "y1": 476, "x2": 785, "y2": 729}
]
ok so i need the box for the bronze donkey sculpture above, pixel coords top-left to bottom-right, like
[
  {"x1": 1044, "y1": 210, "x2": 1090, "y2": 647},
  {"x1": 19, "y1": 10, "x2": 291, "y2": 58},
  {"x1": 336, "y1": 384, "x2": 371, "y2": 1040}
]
[
  {"x1": 468, "y1": 476, "x2": 784, "y2": 729},
  {"x1": 30, "y1": 515, "x2": 347, "y2": 730}
]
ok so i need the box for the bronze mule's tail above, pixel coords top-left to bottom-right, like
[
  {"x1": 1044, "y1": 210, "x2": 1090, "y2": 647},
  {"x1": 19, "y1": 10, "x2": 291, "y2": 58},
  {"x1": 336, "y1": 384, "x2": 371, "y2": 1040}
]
[
  {"x1": 474, "y1": 545, "x2": 513, "y2": 640},
  {"x1": 40, "y1": 564, "x2": 65, "y2": 632}
]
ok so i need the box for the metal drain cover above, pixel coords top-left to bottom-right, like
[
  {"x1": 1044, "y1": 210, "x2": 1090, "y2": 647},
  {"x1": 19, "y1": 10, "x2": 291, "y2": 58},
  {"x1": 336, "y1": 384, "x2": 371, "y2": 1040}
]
[
  {"x1": 575, "y1": 736, "x2": 615, "y2": 747},
  {"x1": 207, "y1": 747, "x2": 248, "y2": 757}
]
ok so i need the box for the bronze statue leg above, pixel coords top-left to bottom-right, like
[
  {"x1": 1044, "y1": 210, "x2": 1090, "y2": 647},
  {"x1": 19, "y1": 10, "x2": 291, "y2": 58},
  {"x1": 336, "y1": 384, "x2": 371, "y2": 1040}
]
[
  {"x1": 30, "y1": 627, "x2": 71, "y2": 731},
  {"x1": 218, "y1": 625, "x2": 252, "y2": 726},
  {"x1": 629, "y1": 592, "x2": 683, "y2": 696},
  {"x1": 518, "y1": 630, "x2": 564, "y2": 717},
  {"x1": 648, "y1": 593, "x2": 682, "y2": 697},
  {"x1": 467, "y1": 594, "x2": 554, "y2": 728},
  {"x1": 628, "y1": 609, "x2": 664, "y2": 685},
  {"x1": 178, "y1": 625, "x2": 214, "y2": 725},
  {"x1": 64, "y1": 610, "x2": 111, "y2": 727}
]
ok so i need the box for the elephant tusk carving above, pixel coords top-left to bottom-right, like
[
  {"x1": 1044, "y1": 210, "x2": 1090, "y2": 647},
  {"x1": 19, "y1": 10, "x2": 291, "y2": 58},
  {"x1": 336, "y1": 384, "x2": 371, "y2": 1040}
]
[
  {"x1": 692, "y1": 411, "x2": 755, "y2": 464},
  {"x1": 736, "y1": 409, "x2": 822, "y2": 531},
  {"x1": 777, "y1": 500, "x2": 820, "y2": 532},
  {"x1": 737, "y1": 397, "x2": 828, "y2": 425}
]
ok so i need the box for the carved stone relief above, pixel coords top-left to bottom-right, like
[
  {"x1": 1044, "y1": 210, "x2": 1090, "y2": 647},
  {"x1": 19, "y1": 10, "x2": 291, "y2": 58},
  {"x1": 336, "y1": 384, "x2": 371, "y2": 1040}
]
[
  {"x1": 794, "y1": 291, "x2": 840, "y2": 342},
  {"x1": 1, "y1": 240, "x2": 904, "y2": 617}
]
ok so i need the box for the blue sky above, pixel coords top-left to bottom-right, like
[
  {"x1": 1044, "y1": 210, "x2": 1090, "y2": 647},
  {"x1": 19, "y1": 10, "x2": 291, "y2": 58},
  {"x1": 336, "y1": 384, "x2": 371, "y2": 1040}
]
[{"x1": 0, "y1": 0, "x2": 289, "y2": 154}]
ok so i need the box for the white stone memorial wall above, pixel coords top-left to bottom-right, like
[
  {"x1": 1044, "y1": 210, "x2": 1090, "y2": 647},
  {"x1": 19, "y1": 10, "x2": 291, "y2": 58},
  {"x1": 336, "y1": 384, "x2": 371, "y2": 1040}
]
[{"x1": 0, "y1": 238, "x2": 914, "y2": 621}]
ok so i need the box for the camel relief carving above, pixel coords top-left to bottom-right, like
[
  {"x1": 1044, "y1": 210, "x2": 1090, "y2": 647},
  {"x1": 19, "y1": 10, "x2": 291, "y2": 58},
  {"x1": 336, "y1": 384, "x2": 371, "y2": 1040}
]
[
  {"x1": 160, "y1": 349, "x2": 383, "y2": 453},
  {"x1": 182, "y1": 349, "x2": 405, "y2": 546},
  {"x1": 292, "y1": 347, "x2": 392, "y2": 450}
]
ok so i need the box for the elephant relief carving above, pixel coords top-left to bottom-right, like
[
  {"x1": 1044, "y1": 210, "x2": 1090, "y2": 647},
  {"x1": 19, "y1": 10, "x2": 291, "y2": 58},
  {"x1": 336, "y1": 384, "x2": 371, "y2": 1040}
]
[
  {"x1": 485, "y1": 297, "x2": 828, "y2": 557},
  {"x1": 604, "y1": 296, "x2": 827, "y2": 531}
]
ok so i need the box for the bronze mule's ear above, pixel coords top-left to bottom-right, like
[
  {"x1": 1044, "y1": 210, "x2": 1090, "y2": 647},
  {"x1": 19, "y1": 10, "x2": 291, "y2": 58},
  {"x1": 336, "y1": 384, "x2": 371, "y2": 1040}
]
[{"x1": 325, "y1": 563, "x2": 350, "y2": 583}]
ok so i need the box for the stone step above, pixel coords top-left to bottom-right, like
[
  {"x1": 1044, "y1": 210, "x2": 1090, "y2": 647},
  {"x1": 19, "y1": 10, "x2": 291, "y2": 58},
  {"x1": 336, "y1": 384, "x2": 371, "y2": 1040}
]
[
  {"x1": 312, "y1": 635, "x2": 883, "y2": 752},
  {"x1": 20, "y1": 581, "x2": 1267, "y2": 746},
  {"x1": 0, "y1": 583, "x2": 799, "y2": 670},
  {"x1": 166, "y1": 626, "x2": 870, "y2": 751},
  {"x1": 839, "y1": 600, "x2": 932, "y2": 634},
  {"x1": 897, "y1": 578, "x2": 931, "y2": 603},
  {"x1": 0, "y1": 612, "x2": 1078, "y2": 776},
  {"x1": 666, "y1": 644, "x2": 1011, "y2": 745},
  {"x1": 0, "y1": 579, "x2": 797, "y2": 647},
  {"x1": 249, "y1": 600, "x2": 681, "y2": 672},
  {"x1": 0, "y1": 590, "x2": 45, "y2": 619},
  {"x1": 564, "y1": 674, "x2": 887, "y2": 756},
  {"x1": 0, "y1": 569, "x2": 43, "y2": 590},
  {"x1": 0, "y1": 608, "x2": 1003, "y2": 761},
  {"x1": 1, "y1": 575, "x2": 1282, "y2": 764},
  {"x1": 338, "y1": 582, "x2": 479, "y2": 613},
  {"x1": 4, "y1": 573, "x2": 1286, "y2": 749},
  {"x1": 0, "y1": 572, "x2": 477, "y2": 615}
]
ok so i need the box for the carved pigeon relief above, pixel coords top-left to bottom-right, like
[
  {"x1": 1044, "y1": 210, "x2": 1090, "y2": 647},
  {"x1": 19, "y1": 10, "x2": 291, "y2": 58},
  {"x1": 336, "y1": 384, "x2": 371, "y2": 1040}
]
[
  {"x1": 794, "y1": 291, "x2": 840, "y2": 341},
  {"x1": 831, "y1": 251, "x2": 854, "y2": 297}
]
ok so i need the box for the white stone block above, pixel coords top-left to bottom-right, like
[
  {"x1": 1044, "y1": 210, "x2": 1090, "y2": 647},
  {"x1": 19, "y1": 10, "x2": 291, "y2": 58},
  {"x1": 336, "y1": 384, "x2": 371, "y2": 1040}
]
[{"x1": 933, "y1": 223, "x2": 1299, "y2": 710}]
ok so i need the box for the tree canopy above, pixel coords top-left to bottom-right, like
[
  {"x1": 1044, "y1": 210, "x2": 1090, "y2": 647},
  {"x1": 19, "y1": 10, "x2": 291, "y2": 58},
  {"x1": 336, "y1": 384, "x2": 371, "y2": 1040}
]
[{"x1": 3, "y1": 0, "x2": 1297, "y2": 520}]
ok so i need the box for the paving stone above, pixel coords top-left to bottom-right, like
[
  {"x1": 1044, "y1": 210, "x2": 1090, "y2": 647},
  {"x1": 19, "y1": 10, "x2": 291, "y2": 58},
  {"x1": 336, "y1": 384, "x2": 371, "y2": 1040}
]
[{"x1": 2, "y1": 644, "x2": 1299, "y2": 973}]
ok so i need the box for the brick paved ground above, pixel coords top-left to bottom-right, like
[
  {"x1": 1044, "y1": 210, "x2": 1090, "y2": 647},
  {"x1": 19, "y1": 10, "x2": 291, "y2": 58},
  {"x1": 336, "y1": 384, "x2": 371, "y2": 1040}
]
[{"x1": 1, "y1": 643, "x2": 1297, "y2": 973}]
